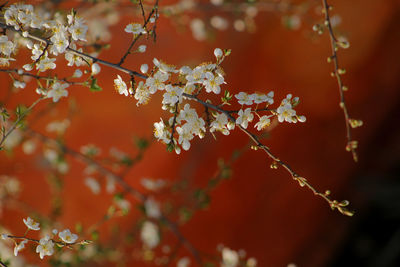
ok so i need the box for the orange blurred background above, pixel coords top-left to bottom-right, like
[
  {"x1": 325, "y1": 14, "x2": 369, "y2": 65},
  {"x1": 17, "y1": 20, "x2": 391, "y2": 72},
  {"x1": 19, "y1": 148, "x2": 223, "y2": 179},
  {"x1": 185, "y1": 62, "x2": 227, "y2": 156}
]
[{"x1": 1, "y1": 0, "x2": 400, "y2": 266}]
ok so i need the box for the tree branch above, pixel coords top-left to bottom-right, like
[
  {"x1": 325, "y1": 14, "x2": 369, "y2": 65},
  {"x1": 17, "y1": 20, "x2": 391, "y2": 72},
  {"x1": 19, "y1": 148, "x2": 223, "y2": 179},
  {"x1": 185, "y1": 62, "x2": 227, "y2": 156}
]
[{"x1": 321, "y1": 0, "x2": 359, "y2": 162}]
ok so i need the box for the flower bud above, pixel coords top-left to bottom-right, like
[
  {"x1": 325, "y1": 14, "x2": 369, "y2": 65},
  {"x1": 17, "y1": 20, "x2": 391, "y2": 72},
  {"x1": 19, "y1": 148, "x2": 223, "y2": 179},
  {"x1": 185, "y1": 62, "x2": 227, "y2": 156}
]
[
  {"x1": 214, "y1": 48, "x2": 223, "y2": 58},
  {"x1": 140, "y1": 64, "x2": 148, "y2": 74}
]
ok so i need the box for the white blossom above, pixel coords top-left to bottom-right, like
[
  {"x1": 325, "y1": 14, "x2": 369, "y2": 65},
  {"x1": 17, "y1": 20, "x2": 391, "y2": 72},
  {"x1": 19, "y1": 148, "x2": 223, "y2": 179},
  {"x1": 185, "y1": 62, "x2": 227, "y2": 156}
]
[
  {"x1": 153, "y1": 58, "x2": 176, "y2": 73},
  {"x1": 114, "y1": 75, "x2": 128, "y2": 96},
  {"x1": 254, "y1": 115, "x2": 272, "y2": 131},
  {"x1": 65, "y1": 45, "x2": 85, "y2": 67},
  {"x1": 236, "y1": 108, "x2": 254, "y2": 128},
  {"x1": 50, "y1": 31, "x2": 69, "y2": 54},
  {"x1": 124, "y1": 23, "x2": 146, "y2": 35},
  {"x1": 235, "y1": 92, "x2": 253, "y2": 105},
  {"x1": 85, "y1": 177, "x2": 100, "y2": 194},
  {"x1": 0, "y1": 35, "x2": 15, "y2": 56},
  {"x1": 140, "y1": 221, "x2": 159, "y2": 249},
  {"x1": 91, "y1": 63, "x2": 101, "y2": 75},
  {"x1": 210, "y1": 16, "x2": 229, "y2": 30},
  {"x1": 177, "y1": 257, "x2": 190, "y2": 267},
  {"x1": 162, "y1": 85, "x2": 183, "y2": 105},
  {"x1": 277, "y1": 103, "x2": 296, "y2": 123},
  {"x1": 138, "y1": 45, "x2": 146, "y2": 53},
  {"x1": 247, "y1": 258, "x2": 257, "y2": 267},
  {"x1": 36, "y1": 53, "x2": 56, "y2": 72},
  {"x1": 144, "y1": 197, "x2": 161, "y2": 219},
  {"x1": 58, "y1": 229, "x2": 78, "y2": 244},
  {"x1": 23, "y1": 217, "x2": 40, "y2": 231},
  {"x1": 68, "y1": 20, "x2": 88, "y2": 41},
  {"x1": 47, "y1": 81, "x2": 69, "y2": 102},
  {"x1": 36, "y1": 235, "x2": 54, "y2": 259},
  {"x1": 178, "y1": 104, "x2": 198, "y2": 123},
  {"x1": 214, "y1": 48, "x2": 223, "y2": 58},
  {"x1": 146, "y1": 71, "x2": 169, "y2": 93},
  {"x1": 203, "y1": 72, "x2": 225, "y2": 94},
  {"x1": 114, "y1": 198, "x2": 131, "y2": 212},
  {"x1": 72, "y1": 69, "x2": 83, "y2": 78},
  {"x1": 140, "y1": 178, "x2": 166, "y2": 191},
  {"x1": 23, "y1": 64, "x2": 33, "y2": 71},
  {"x1": 106, "y1": 175, "x2": 116, "y2": 193},
  {"x1": 185, "y1": 65, "x2": 206, "y2": 85},
  {"x1": 190, "y1": 18, "x2": 206, "y2": 41},
  {"x1": 154, "y1": 119, "x2": 170, "y2": 143},
  {"x1": 176, "y1": 124, "x2": 194, "y2": 151},
  {"x1": 140, "y1": 63, "x2": 148, "y2": 74},
  {"x1": 251, "y1": 91, "x2": 274, "y2": 105},
  {"x1": 134, "y1": 81, "x2": 151, "y2": 106},
  {"x1": 210, "y1": 112, "x2": 230, "y2": 135},
  {"x1": 46, "y1": 119, "x2": 70, "y2": 134},
  {"x1": 221, "y1": 247, "x2": 239, "y2": 267},
  {"x1": 14, "y1": 240, "x2": 28, "y2": 256},
  {"x1": 13, "y1": 81, "x2": 26, "y2": 89}
]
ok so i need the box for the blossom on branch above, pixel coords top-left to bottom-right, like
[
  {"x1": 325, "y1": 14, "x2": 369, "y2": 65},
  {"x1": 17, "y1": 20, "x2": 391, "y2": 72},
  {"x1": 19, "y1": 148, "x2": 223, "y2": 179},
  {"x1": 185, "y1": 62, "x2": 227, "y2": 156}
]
[
  {"x1": 114, "y1": 75, "x2": 129, "y2": 96},
  {"x1": 23, "y1": 217, "x2": 40, "y2": 231},
  {"x1": 36, "y1": 235, "x2": 54, "y2": 259},
  {"x1": 59, "y1": 229, "x2": 78, "y2": 244}
]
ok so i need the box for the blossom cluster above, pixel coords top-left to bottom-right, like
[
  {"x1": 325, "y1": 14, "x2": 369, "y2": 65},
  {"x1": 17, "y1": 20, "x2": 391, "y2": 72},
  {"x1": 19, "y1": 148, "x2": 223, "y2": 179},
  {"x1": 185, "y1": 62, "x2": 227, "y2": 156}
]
[
  {"x1": 1, "y1": 217, "x2": 82, "y2": 259},
  {"x1": 1, "y1": 4, "x2": 92, "y2": 102},
  {"x1": 5, "y1": 4, "x2": 87, "y2": 67},
  {"x1": 109, "y1": 46, "x2": 306, "y2": 154}
]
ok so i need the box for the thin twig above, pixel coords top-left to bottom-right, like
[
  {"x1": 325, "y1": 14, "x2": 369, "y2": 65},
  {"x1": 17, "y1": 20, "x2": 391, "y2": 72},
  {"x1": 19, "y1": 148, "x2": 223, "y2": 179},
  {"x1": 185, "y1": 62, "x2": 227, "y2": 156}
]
[
  {"x1": 2, "y1": 234, "x2": 90, "y2": 247},
  {"x1": 117, "y1": 0, "x2": 159, "y2": 66},
  {"x1": 138, "y1": 0, "x2": 146, "y2": 25},
  {"x1": 183, "y1": 93, "x2": 354, "y2": 216},
  {"x1": 321, "y1": 0, "x2": 358, "y2": 162},
  {"x1": 0, "y1": 69, "x2": 83, "y2": 86},
  {"x1": 0, "y1": 97, "x2": 43, "y2": 149},
  {"x1": 0, "y1": 23, "x2": 147, "y2": 79},
  {"x1": 169, "y1": 101, "x2": 179, "y2": 146},
  {"x1": 0, "y1": 15, "x2": 353, "y2": 216},
  {"x1": 26, "y1": 129, "x2": 204, "y2": 265}
]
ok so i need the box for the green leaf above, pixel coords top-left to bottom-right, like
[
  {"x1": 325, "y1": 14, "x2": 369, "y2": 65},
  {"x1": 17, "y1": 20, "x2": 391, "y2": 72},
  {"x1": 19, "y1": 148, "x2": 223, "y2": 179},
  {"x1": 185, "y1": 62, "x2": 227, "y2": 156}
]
[
  {"x1": 134, "y1": 137, "x2": 149, "y2": 150},
  {"x1": 91, "y1": 230, "x2": 99, "y2": 241},
  {"x1": 90, "y1": 77, "x2": 102, "y2": 92},
  {"x1": 121, "y1": 156, "x2": 133, "y2": 166},
  {"x1": 113, "y1": 193, "x2": 124, "y2": 201},
  {"x1": 179, "y1": 207, "x2": 193, "y2": 223}
]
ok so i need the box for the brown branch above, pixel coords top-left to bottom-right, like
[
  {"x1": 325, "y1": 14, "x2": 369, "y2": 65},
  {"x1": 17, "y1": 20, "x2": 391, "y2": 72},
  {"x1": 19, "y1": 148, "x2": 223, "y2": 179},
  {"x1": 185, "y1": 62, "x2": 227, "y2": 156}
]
[
  {"x1": 117, "y1": 0, "x2": 159, "y2": 66},
  {"x1": 321, "y1": 0, "x2": 359, "y2": 162},
  {"x1": 183, "y1": 93, "x2": 354, "y2": 216},
  {"x1": 0, "y1": 11, "x2": 353, "y2": 216},
  {"x1": 0, "y1": 69, "x2": 83, "y2": 86},
  {"x1": 169, "y1": 101, "x2": 179, "y2": 146},
  {"x1": 2, "y1": 234, "x2": 90, "y2": 247},
  {"x1": 26, "y1": 128, "x2": 204, "y2": 265},
  {"x1": 0, "y1": 22, "x2": 147, "y2": 79},
  {"x1": 138, "y1": 0, "x2": 146, "y2": 25},
  {"x1": 0, "y1": 97, "x2": 43, "y2": 149},
  {"x1": 227, "y1": 107, "x2": 274, "y2": 114}
]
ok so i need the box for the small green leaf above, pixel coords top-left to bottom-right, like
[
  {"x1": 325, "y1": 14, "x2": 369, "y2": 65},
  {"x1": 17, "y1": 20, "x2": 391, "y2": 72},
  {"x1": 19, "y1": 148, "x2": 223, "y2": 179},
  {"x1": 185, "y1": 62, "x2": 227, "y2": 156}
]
[
  {"x1": 134, "y1": 137, "x2": 149, "y2": 150},
  {"x1": 90, "y1": 77, "x2": 102, "y2": 92},
  {"x1": 166, "y1": 142, "x2": 174, "y2": 152},
  {"x1": 121, "y1": 156, "x2": 133, "y2": 166},
  {"x1": 91, "y1": 230, "x2": 99, "y2": 241},
  {"x1": 179, "y1": 207, "x2": 193, "y2": 223},
  {"x1": 113, "y1": 193, "x2": 124, "y2": 201}
]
